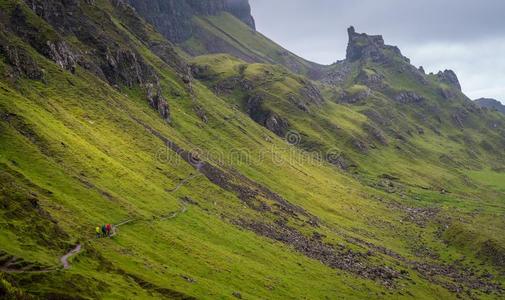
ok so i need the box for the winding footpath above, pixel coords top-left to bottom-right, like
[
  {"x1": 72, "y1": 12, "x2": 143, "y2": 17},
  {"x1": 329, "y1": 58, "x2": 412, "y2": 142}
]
[
  {"x1": 2, "y1": 174, "x2": 198, "y2": 273},
  {"x1": 60, "y1": 244, "x2": 82, "y2": 269},
  {"x1": 167, "y1": 174, "x2": 201, "y2": 193}
]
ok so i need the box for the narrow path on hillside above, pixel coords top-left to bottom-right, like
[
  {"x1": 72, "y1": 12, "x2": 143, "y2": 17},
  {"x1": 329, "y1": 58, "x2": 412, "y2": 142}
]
[
  {"x1": 60, "y1": 244, "x2": 82, "y2": 269},
  {"x1": 2, "y1": 199, "x2": 191, "y2": 273},
  {"x1": 166, "y1": 174, "x2": 201, "y2": 193},
  {"x1": 57, "y1": 173, "x2": 197, "y2": 269}
]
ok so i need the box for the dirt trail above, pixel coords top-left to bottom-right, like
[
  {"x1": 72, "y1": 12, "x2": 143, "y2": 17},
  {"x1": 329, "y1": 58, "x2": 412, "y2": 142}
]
[
  {"x1": 55, "y1": 179, "x2": 195, "y2": 270},
  {"x1": 159, "y1": 201, "x2": 188, "y2": 221},
  {"x1": 167, "y1": 174, "x2": 201, "y2": 193},
  {"x1": 60, "y1": 244, "x2": 82, "y2": 269},
  {"x1": 2, "y1": 199, "x2": 190, "y2": 273}
]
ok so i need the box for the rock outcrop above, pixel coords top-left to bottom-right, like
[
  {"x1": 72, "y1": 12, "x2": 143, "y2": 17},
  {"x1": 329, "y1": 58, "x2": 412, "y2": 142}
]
[
  {"x1": 436, "y1": 69, "x2": 461, "y2": 91},
  {"x1": 0, "y1": 31, "x2": 43, "y2": 80},
  {"x1": 346, "y1": 26, "x2": 407, "y2": 63},
  {"x1": 394, "y1": 91, "x2": 424, "y2": 104},
  {"x1": 224, "y1": 0, "x2": 255, "y2": 29},
  {"x1": 127, "y1": 0, "x2": 255, "y2": 43},
  {"x1": 11, "y1": 0, "x2": 173, "y2": 121},
  {"x1": 246, "y1": 95, "x2": 288, "y2": 136},
  {"x1": 146, "y1": 82, "x2": 171, "y2": 122},
  {"x1": 46, "y1": 40, "x2": 77, "y2": 73}
]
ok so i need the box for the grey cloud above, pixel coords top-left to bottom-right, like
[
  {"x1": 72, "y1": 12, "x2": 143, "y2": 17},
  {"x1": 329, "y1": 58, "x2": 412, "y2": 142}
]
[{"x1": 249, "y1": 0, "x2": 505, "y2": 101}]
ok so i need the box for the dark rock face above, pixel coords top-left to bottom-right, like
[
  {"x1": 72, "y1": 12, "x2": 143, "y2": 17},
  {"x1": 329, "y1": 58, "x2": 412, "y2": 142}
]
[
  {"x1": 286, "y1": 80, "x2": 324, "y2": 112},
  {"x1": 474, "y1": 98, "x2": 505, "y2": 114},
  {"x1": 126, "y1": 0, "x2": 193, "y2": 43},
  {"x1": 246, "y1": 95, "x2": 288, "y2": 136},
  {"x1": 346, "y1": 26, "x2": 405, "y2": 63},
  {"x1": 0, "y1": 32, "x2": 43, "y2": 80},
  {"x1": 146, "y1": 83, "x2": 171, "y2": 122},
  {"x1": 452, "y1": 108, "x2": 470, "y2": 129},
  {"x1": 104, "y1": 48, "x2": 155, "y2": 87},
  {"x1": 439, "y1": 87, "x2": 456, "y2": 100},
  {"x1": 265, "y1": 114, "x2": 289, "y2": 136},
  {"x1": 8, "y1": 3, "x2": 78, "y2": 73},
  {"x1": 342, "y1": 86, "x2": 371, "y2": 104},
  {"x1": 299, "y1": 79, "x2": 324, "y2": 106},
  {"x1": 436, "y1": 69, "x2": 461, "y2": 91},
  {"x1": 111, "y1": 0, "x2": 189, "y2": 75},
  {"x1": 224, "y1": 0, "x2": 255, "y2": 29},
  {"x1": 13, "y1": 0, "x2": 173, "y2": 121},
  {"x1": 326, "y1": 153, "x2": 356, "y2": 171},
  {"x1": 394, "y1": 91, "x2": 424, "y2": 104},
  {"x1": 319, "y1": 62, "x2": 352, "y2": 85},
  {"x1": 363, "y1": 123, "x2": 388, "y2": 145},
  {"x1": 46, "y1": 40, "x2": 77, "y2": 73},
  {"x1": 127, "y1": 0, "x2": 255, "y2": 43},
  {"x1": 357, "y1": 69, "x2": 385, "y2": 89}
]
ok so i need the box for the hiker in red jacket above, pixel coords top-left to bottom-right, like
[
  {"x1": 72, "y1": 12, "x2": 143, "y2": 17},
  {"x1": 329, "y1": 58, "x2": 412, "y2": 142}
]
[{"x1": 106, "y1": 223, "x2": 112, "y2": 237}]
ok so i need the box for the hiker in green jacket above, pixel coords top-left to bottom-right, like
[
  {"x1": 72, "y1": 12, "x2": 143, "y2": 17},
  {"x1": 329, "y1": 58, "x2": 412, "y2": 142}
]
[{"x1": 95, "y1": 226, "x2": 101, "y2": 238}]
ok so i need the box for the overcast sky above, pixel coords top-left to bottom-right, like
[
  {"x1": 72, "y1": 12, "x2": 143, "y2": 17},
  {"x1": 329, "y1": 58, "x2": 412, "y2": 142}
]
[{"x1": 250, "y1": 0, "x2": 505, "y2": 102}]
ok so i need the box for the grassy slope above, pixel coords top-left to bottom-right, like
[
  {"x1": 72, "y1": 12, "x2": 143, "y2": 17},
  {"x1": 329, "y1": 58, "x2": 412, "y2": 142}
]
[
  {"x1": 190, "y1": 53, "x2": 505, "y2": 205},
  {"x1": 0, "y1": 1, "x2": 504, "y2": 299}
]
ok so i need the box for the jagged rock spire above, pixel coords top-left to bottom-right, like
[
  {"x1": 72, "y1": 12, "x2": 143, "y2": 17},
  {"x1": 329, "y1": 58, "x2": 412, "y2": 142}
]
[
  {"x1": 345, "y1": 26, "x2": 406, "y2": 63},
  {"x1": 346, "y1": 26, "x2": 386, "y2": 61}
]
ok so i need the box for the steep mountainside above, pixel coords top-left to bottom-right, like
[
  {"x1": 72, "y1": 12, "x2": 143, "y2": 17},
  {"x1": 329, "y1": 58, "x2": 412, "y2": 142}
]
[
  {"x1": 192, "y1": 26, "x2": 505, "y2": 181},
  {"x1": 127, "y1": 0, "x2": 321, "y2": 77},
  {"x1": 475, "y1": 98, "x2": 505, "y2": 114},
  {"x1": 1, "y1": 0, "x2": 505, "y2": 299},
  {"x1": 127, "y1": 0, "x2": 255, "y2": 43}
]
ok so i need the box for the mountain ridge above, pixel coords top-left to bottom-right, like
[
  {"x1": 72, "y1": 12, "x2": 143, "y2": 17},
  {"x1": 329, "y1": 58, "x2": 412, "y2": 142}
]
[{"x1": 475, "y1": 97, "x2": 505, "y2": 114}]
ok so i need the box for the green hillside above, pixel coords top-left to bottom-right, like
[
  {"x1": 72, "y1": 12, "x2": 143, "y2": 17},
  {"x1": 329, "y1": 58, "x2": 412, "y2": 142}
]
[{"x1": 1, "y1": 0, "x2": 504, "y2": 299}]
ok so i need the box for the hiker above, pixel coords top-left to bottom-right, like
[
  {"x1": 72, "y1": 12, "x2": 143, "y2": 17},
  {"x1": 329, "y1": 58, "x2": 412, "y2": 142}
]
[
  {"x1": 101, "y1": 224, "x2": 107, "y2": 237},
  {"x1": 95, "y1": 226, "x2": 101, "y2": 238},
  {"x1": 106, "y1": 223, "x2": 112, "y2": 237}
]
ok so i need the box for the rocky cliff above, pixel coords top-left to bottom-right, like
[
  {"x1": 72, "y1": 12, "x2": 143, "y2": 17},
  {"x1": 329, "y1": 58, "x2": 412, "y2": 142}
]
[
  {"x1": 346, "y1": 26, "x2": 406, "y2": 63},
  {"x1": 127, "y1": 0, "x2": 255, "y2": 43},
  {"x1": 8, "y1": 0, "x2": 190, "y2": 122}
]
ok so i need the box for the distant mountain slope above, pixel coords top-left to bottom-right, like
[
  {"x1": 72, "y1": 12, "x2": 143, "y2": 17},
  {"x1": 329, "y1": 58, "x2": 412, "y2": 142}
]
[
  {"x1": 127, "y1": 0, "x2": 322, "y2": 77},
  {"x1": 192, "y1": 27, "x2": 505, "y2": 180},
  {"x1": 127, "y1": 0, "x2": 255, "y2": 43},
  {"x1": 475, "y1": 97, "x2": 505, "y2": 114}
]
